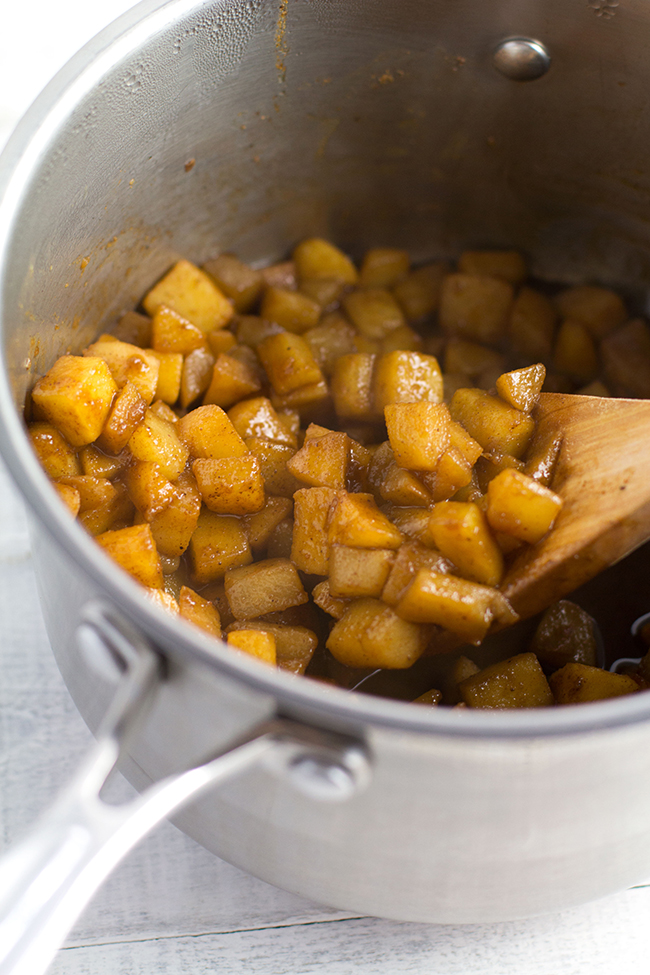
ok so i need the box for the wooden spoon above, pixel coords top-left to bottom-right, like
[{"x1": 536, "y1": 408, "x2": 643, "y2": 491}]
[{"x1": 502, "y1": 392, "x2": 650, "y2": 621}]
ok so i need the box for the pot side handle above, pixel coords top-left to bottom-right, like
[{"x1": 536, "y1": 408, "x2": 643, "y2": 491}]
[{"x1": 0, "y1": 610, "x2": 371, "y2": 975}]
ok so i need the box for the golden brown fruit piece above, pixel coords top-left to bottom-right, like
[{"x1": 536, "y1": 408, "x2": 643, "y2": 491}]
[
  {"x1": 202, "y1": 352, "x2": 261, "y2": 409},
  {"x1": 486, "y1": 469, "x2": 563, "y2": 544},
  {"x1": 29, "y1": 423, "x2": 81, "y2": 478},
  {"x1": 395, "y1": 569, "x2": 499, "y2": 644},
  {"x1": 203, "y1": 253, "x2": 263, "y2": 313},
  {"x1": 84, "y1": 338, "x2": 160, "y2": 406},
  {"x1": 227, "y1": 629, "x2": 277, "y2": 665},
  {"x1": 179, "y1": 586, "x2": 222, "y2": 638},
  {"x1": 177, "y1": 405, "x2": 247, "y2": 459},
  {"x1": 385, "y1": 402, "x2": 451, "y2": 471},
  {"x1": 150, "y1": 350, "x2": 183, "y2": 405},
  {"x1": 143, "y1": 259, "x2": 233, "y2": 331},
  {"x1": 327, "y1": 598, "x2": 430, "y2": 669},
  {"x1": 31, "y1": 355, "x2": 118, "y2": 447},
  {"x1": 426, "y1": 501, "x2": 504, "y2": 587},
  {"x1": 330, "y1": 353, "x2": 377, "y2": 421},
  {"x1": 192, "y1": 455, "x2": 265, "y2": 514},
  {"x1": 459, "y1": 653, "x2": 554, "y2": 708},
  {"x1": 96, "y1": 523, "x2": 163, "y2": 589},
  {"x1": 328, "y1": 545, "x2": 396, "y2": 598},
  {"x1": 226, "y1": 621, "x2": 316, "y2": 674},
  {"x1": 553, "y1": 320, "x2": 598, "y2": 383},
  {"x1": 343, "y1": 288, "x2": 406, "y2": 339},
  {"x1": 509, "y1": 286, "x2": 557, "y2": 361},
  {"x1": 555, "y1": 285, "x2": 627, "y2": 339},
  {"x1": 530, "y1": 600, "x2": 598, "y2": 669},
  {"x1": 449, "y1": 389, "x2": 535, "y2": 458},
  {"x1": 392, "y1": 261, "x2": 448, "y2": 320},
  {"x1": 601, "y1": 319, "x2": 650, "y2": 398},
  {"x1": 224, "y1": 558, "x2": 308, "y2": 620},
  {"x1": 293, "y1": 238, "x2": 358, "y2": 284},
  {"x1": 228, "y1": 396, "x2": 296, "y2": 446},
  {"x1": 327, "y1": 491, "x2": 403, "y2": 550},
  {"x1": 496, "y1": 363, "x2": 546, "y2": 413},
  {"x1": 381, "y1": 541, "x2": 454, "y2": 606},
  {"x1": 373, "y1": 350, "x2": 443, "y2": 411},
  {"x1": 54, "y1": 482, "x2": 81, "y2": 517},
  {"x1": 291, "y1": 487, "x2": 338, "y2": 575},
  {"x1": 97, "y1": 383, "x2": 148, "y2": 455},
  {"x1": 549, "y1": 662, "x2": 639, "y2": 704},
  {"x1": 188, "y1": 510, "x2": 252, "y2": 583},
  {"x1": 439, "y1": 274, "x2": 514, "y2": 344},
  {"x1": 260, "y1": 286, "x2": 321, "y2": 334},
  {"x1": 243, "y1": 496, "x2": 293, "y2": 553},
  {"x1": 359, "y1": 248, "x2": 410, "y2": 288},
  {"x1": 286, "y1": 430, "x2": 350, "y2": 490},
  {"x1": 457, "y1": 249, "x2": 527, "y2": 285},
  {"x1": 258, "y1": 332, "x2": 324, "y2": 395},
  {"x1": 129, "y1": 409, "x2": 189, "y2": 481}
]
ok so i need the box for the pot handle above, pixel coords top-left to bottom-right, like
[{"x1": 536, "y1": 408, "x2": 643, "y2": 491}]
[{"x1": 0, "y1": 609, "x2": 371, "y2": 975}]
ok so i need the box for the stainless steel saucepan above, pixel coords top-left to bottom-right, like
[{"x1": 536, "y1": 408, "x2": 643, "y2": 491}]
[{"x1": 3, "y1": 1, "x2": 650, "y2": 972}]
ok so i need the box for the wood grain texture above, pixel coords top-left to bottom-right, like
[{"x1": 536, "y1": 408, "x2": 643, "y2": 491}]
[{"x1": 504, "y1": 393, "x2": 650, "y2": 619}]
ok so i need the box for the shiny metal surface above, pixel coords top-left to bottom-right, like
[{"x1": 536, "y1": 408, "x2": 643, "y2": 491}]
[
  {"x1": 2, "y1": 0, "x2": 650, "y2": 925},
  {"x1": 492, "y1": 38, "x2": 551, "y2": 81}
]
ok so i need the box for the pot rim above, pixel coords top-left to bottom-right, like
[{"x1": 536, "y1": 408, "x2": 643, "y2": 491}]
[{"x1": 2, "y1": 0, "x2": 650, "y2": 742}]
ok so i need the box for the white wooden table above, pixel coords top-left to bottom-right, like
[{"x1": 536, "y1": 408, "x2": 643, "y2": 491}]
[{"x1": 2, "y1": 4, "x2": 650, "y2": 972}]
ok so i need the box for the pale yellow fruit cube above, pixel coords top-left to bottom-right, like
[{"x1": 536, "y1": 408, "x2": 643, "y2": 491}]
[
  {"x1": 343, "y1": 288, "x2": 405, "y2": 339},
  {"x1": 486, "y1": 468, "x2": 562, "y2": 544},
  {"x1": 327, "y1": 598, "x2": 429, "y2": 669},
  {"x1": 129, "y1": 409, "x2": 189, "y2": 480},
  {"x1": 426, "y1": 501, "x2": 503, "y2": 587},
  {"x1": 328, "y1": 545, "x2": 396, "y2": 598},
  {"x1": 385, "y1": 402, "x2": 451, "y2": 471},
  {"x1": 227, "y1": 629, "x2": 277, "y2": 665},
  {"x1": 359, "y1": 247, "x2": 410, "y2": 288},
  {"x1": 192, "y1": 455, "x2": 265, "y2": 514},
  {"x1": 460, "y1": 653, "x2": 554, "y2": 708},
  {"x1": 143, "y1": 259, "x2": 233, "y2": 332},
  {"x1": 31, "y1": 355, "x2": 118, "y2": 448},
  {"x1": 457, "y1": 249, "x2": 527, "y2": 285},
  {"x1": 293, "y1": 238, "x2": 358, "y2": 284},
  {"x1": 495, "y1": 363, "x2": 546, "y2": 413},
  {"x1": 373, "y1": 350, "x2": 443, "y2": 411},
  {"x1": 84, "y1": 339, "x2": 160, "y2": 405},
  {"x1": 439, "y1": 273, "x2": 514, "y2": 343},
  {"x1": 395, "y1": 569, "x2": 496, "y2": 644},
  {"x1": 328, "y1": 491, "x2": 403, "y2": 549},
  {"x1": 177, "y1": 405, "x2": 247, "y2": 459},
  {"x1": 188, "y1": 510, "x2": 252, "y2": 583},
  {"x1": 449, "y1": 389, "x2": 535, "y2": 458},
  {"x1": 96, "y1": 523, "x2": 163, "y2": 589},
  {"x1": 224, "y1": 558, "x2": 307, "y2": 620}
]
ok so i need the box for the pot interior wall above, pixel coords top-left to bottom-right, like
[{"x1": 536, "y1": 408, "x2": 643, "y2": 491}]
[{"x1": 4, "y1": 0, "x2": 650, "y2": 403}]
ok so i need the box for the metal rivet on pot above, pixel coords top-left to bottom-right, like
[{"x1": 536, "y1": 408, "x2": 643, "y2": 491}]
[
  {"x1": 493, "y1": 37, "x2": 551, "y2": 81},
  {"x1": 288, "y1": 754, "x2": 360, "y2": 802}
]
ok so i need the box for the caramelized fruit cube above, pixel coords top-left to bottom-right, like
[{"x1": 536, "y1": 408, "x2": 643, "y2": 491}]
[
  {"x1": 224, "y1": 558, "x2": 308, "y2": 620},
  {"x1": 426, "y1": 501, "x2": 503, "y2": 587},
  {"x1": 459, "y1": 652, "x2": 554, "y2": 708},
  {"x1": 439, "y1": 274, "x2": 514, "y2": 344},
  {"x1": 449, "y1": 389, "x2": 535, "y2": 458},
  {"x1": 293, "y1": 238, "x2": 358, "y2": 284},
  {"x1": 192, "y1": 455, "x2": 265, "y2": 514},
  {"x1": 457, "y1": 249, "x2": 527, "y2": 284},
  {"x1": 227, "y1": 629, "x2": 277, "y2": 665},
  {"x1": 343, "y1": 288, "x2": 406, "y2": 339},
  {"x1": 143, "y1": 259, "x2": 233, "y2": 331},
  {"x1": 96, "y1": 523, "x2": 163, "y2": 588},
  {"x1": 31, "y1": 355, "x2": 117, "y2": 447},
  {"x1": 179, "y1": 585, "x2": 222, "y2": 638},
  {"x1": 550, "y1": 662, "x2": 639, "y2": 704},
  {"x1": 203, "y1": 253, "x2": 263, "y2": 313},
  {"x1": 359, "y1": 247, "x2": 410, "y2": 288},
  {"x1": 188, "y1": 510, "x2": 252, "y2": 583},
  {"x1": 29, "y1": 423, "x2": 81, "y2": 478},
  {"x1": 495, "y1": 363, "x2": 546, "y2": 413},
  {"x1": 177, "y1": 405, "x2": 247, "y2": 459},
  {"x1": 327, "y1": 598, "x2": 429, "y2": 669},
  {"x1": 385, "y1": 402, "x2": 451, "y2": 471},
  {"x1": 260, "y1": 286, "x2": 321, "y2": 333},
  {"x1": 328, "y1": 545, "x2": 396, "y2": 598},
  {"x1": 486, "y1": 468, "x2": 562, "y2": 544}
]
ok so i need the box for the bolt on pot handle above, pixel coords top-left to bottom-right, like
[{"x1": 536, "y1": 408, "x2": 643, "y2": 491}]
[{"x1": 0, "y1": 609, "x2": 371, "y2": 975}]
